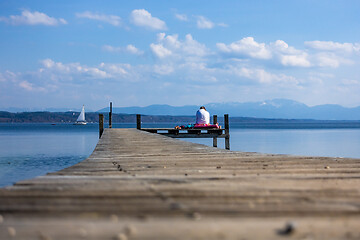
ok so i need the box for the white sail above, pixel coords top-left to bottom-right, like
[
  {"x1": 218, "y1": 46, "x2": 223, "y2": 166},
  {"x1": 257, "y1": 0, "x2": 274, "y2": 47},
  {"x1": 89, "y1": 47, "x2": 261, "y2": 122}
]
[{"x1": 76, "y1": 105, "x2": 86, "y2": 122}]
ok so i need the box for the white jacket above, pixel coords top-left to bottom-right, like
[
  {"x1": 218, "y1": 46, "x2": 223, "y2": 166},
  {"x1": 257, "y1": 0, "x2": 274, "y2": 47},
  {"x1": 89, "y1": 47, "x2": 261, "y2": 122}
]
[{"x1": 196, "y1": 109, "x2": 210, "y2": 124}]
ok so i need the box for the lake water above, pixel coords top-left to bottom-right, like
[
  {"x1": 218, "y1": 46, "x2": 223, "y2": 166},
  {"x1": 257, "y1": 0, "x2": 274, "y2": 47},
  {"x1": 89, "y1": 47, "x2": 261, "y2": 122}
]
[{"x1": 1, "y1": 122, "x2": 360, "y2": 187}]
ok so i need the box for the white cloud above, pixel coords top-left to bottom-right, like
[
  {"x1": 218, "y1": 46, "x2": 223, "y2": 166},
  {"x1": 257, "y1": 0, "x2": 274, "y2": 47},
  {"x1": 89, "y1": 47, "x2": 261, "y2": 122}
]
[
  {"x1": 0, "y1": 70, "x2": 53, "y2": 93},
  {"x1": 270, "y1": 40, "x2": 302, "y2": 55},
  {"x1": 196, "y1": 16, "x2": 214, "y2": 29},
  {"x1": 40, "y1": 59, "x2": 110, "y2": 79},
  {"x1": 150, "y1": 33, "x2": 209, "y2": 60},
  {"x1": 99, "y1": 63, "x2": 129, "y2": 75},
  {"x1": 217, "y1": 37, "x2": 272, "y2": 59},
  {"x1": 301, "y1": 40, "x2": 360, "y2": 68},
  {"x1": 175, "y1": 13, "x2": 188, "y2": 21},
  {"x1": 314, "y1": 53, "x2": 340, "y2": 68},
  {"x1": 229, "y1": 66, "x2": 299, "y2": 85},
  {"x1": 270, "y1": 40, "x2": 311, "y2": 66},
  {"x1": 341, "y1": 79, "x2": 360, "y2": 86},
  {"x1": 217, "y1": 38, "x2": 315, "y2": 67},
  {"x1": 309, "y1": 72, "x2": 335, "y2": 79},
  {"x1": 103, "y1": 44, "x2": 144, "y2": 55},
  {"x1": 125, "y1": 45, "x2": 143, "y2": 55},
  {"x1": 42, "y1": 58, "x2": 55, "y2": 68},
  {"x1": 3, "y1": 60, "x2": 137, "y2": 95},
  {"x1": 153, "y1": 64, "x2": 174, "y2": 75},
  {"x1": 150, "y1": 43, "x2": 172, "y2": 58},
  {"x1": 279, "y1": 54, "x2": 311, "y2": 67},
  {"x1": 182, "y1": 34, "x2": 209, "y2": 57},
  {"x1": 0, "y1": 10, "x2": 67, "y2": 26},
  {"x1": 176, "y1": 14, "x2": 226, "y2": 29},
  {"x1": 307, "y1": 72, "x2": 336, "y2": 85},
  {"x1": 102, "y1": 45, "x2": 119, "y2": 52},
  {"x1": 76, "y1": 11, "x2": 121, "y2": 26},
  {"x1": 19, "y1": 80, "x2": 46, "y2": 92},
  {"x1": 130, "y1": 9, "x2": 167, "y2": 30},
  {"x1": 156, "y1": 33, "x2": 181, "y2": 48},
  {"x1": 0, "y1": 70, "x2": 18, "y2": 83},
  {"x1": 19, "y1": 81, "x2": 33, "y2": 91},
  {"x1": 305, "y1": 40, "x2": 360, "y2": 53}
]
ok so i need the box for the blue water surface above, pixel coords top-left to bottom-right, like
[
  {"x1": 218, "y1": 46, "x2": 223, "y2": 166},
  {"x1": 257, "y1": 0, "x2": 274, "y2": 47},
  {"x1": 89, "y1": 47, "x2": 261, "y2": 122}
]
[
  {"x1": 0, "y1": 123, "x2": 98, "y2": 187},
  {"x1": 186, "y1": 128, "x2": 360, "y2": 158},
  {"x1": 1, "y1": 122, "x2": 360, "y2": 187}
]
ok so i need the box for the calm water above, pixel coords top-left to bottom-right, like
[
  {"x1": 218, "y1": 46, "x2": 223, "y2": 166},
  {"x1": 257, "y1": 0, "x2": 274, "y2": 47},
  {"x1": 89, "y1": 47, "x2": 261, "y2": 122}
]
[{"x1": 1, "y1": 122, "x2": 360, "y2": 187}]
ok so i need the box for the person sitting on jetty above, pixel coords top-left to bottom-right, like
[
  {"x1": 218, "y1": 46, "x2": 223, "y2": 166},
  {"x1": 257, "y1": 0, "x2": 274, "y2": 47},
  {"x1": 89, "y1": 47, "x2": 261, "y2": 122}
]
[
  {"x1": 196, "y1": 106, "x2": 210, "y2": 125},
  {"x1": 174, "y1": 106, "x2": 219, "y2": 129}
]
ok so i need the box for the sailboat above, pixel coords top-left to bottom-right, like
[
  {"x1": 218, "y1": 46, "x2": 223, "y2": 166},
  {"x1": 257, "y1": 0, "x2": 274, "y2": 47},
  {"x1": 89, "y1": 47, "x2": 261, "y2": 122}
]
[{"x1": 74, "y1": 105, "x2": 87, "y2": 125}]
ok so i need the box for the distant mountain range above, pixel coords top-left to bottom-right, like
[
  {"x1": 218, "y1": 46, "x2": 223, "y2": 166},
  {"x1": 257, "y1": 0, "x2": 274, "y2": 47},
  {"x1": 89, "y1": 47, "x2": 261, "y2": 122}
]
[
  {"x1": 98, "y1": 99, "x2": 360, "y2": 120},
  {"x1": 2, "y1": 99, "x2": 360, "y2": 120}
]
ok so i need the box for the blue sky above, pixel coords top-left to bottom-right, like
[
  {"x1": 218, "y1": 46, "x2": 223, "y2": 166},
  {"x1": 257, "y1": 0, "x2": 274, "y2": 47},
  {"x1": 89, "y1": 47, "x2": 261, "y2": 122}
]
[{"x1": 1, "y1": 0, "x2": 360, "y2": 111}]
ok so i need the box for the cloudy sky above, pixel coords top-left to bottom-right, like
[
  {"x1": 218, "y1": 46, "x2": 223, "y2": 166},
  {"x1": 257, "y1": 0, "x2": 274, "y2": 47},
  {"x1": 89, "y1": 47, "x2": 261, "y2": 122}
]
[{"x1": 1, "y1": 0, "x2": 360, "y2": 110}]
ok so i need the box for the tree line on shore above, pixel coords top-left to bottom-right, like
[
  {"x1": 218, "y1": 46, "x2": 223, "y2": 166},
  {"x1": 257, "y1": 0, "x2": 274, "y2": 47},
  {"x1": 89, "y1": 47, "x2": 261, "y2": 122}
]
[{"x1": 0, "y1": 111, "x2": 197, "y2": 123}]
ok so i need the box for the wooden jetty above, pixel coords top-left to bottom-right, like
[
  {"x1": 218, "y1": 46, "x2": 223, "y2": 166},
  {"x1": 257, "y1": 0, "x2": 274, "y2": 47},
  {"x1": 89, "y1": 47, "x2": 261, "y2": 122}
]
[
  {"x1": 136, "y1": 114, "x2": 230, "y2": 150},
  {"x1": 1, "y1": 128, "x2": 360, "y2": 239}
]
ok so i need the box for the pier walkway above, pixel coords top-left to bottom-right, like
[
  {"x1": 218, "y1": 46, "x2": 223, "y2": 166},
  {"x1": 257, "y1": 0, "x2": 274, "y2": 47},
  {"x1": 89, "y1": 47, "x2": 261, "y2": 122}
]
[{"x1": 1, "y1": 128, "x2": 360, "y2": 239}]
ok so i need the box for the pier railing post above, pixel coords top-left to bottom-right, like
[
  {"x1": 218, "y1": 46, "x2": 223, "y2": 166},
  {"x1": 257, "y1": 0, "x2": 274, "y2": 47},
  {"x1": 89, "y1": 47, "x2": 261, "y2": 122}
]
[
  {"x1": 109, "y1": 102, "x2": 112, "y2": 128},
  {"x1": 224, "y1": 114, "x2": 230, "y2": 150},
  {"x1": 213, "y1": 115, "x2": 218, "y2": 148},
  {"x1": 99, "y1": 114, "x2": 104, "y2": 138},
  {"x1": 136, "y1": 114, "x2": 141, "y2": 130}
]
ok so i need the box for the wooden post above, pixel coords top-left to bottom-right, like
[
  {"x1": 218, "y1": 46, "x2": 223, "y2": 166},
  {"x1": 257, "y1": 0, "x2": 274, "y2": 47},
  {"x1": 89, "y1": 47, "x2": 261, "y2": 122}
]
[
  {"x1": 136, "y1": 114, "x2": 141, "y2": 130},
  {"x1": 109, "y1": 102, "x2": 112, "y2": 128},
  {"x1": 99, "y1": 114, "x2": 104, "y2": 138},
  {"x1": 224, "y1": 114, "x2": 230, "y2": 150},
  {"x1": 213, "y1": 115, "x2": 218, "y2": 148}
]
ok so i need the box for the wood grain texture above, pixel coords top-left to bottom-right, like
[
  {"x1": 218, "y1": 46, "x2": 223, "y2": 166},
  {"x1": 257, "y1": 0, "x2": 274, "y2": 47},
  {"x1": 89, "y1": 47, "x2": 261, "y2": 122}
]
[{"x1": 0, "y1": 128, "x2": 359, "y2": 239}]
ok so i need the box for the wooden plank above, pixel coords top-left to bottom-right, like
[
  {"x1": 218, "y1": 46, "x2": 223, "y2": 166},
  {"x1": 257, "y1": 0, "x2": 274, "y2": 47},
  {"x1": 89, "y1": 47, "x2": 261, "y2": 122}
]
[
  {"x1": 207, "y1": 129, "x2": 223, "y2": 134},
  {"x1": 187, "y1": 129, "x2": 201, "y2": 134},
  {"x1": 168, "y1": 129, "x2": 179, "y2": 135},
  {"x1": 145, "y1": 129, "x2": 158, "y2": 133}
]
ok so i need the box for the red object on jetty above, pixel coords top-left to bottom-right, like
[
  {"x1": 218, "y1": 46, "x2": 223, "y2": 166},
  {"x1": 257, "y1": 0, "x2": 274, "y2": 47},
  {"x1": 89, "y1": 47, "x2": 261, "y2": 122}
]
[{"x1": 194, "y1": 124, "x2": 220, "y2": 129}]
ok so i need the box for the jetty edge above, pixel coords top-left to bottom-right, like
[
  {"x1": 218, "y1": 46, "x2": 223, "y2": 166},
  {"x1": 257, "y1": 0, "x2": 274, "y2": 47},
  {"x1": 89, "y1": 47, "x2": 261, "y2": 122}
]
[{"x1": 0, "y1": 128, "x2": 359, "y2": 239}]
